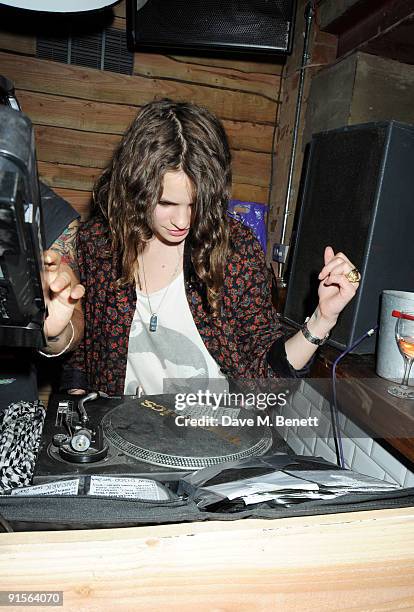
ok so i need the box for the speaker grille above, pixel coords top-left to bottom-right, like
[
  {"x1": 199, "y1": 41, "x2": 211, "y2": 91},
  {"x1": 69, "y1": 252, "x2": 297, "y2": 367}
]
[
  {"x1": 130, "y1": 0, "x2": 295, "y2": 54},
  {"x1": 285, "y1": 121, "x2": 414, "y2": 353}
]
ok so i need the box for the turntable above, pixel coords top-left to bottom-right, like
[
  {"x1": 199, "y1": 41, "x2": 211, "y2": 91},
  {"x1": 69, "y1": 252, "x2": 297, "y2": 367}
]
[{"x1": 34, "y1": 392, "x2": 281, "y2": 483}]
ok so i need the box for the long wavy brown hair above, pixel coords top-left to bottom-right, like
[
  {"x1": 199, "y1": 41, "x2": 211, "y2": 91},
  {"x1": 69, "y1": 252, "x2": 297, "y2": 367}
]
[{"x1": 93, "y1": 98, "x2": 232, "y2": 315}]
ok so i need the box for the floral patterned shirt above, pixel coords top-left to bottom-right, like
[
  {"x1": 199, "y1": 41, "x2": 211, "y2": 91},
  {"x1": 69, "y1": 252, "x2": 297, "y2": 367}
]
[{"x1": 62, "y1": 216, "x2": 301, "y2": 395}]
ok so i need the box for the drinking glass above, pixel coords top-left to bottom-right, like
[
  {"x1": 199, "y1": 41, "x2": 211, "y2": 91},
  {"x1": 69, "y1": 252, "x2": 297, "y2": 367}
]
[{"x1": 387, "y1": 311, "x2": 414, "y2": 400}]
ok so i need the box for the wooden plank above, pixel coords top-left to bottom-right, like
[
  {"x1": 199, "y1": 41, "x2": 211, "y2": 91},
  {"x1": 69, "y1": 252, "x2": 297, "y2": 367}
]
[
  {"x1": 35, "y1": 126, "x2": 271, "y2": 186},
  {"x1": 111, "y1": 16, "x2": 126, "y2": 31},
  {"x1": 232, "y1": 183, "x2": 268, "y2": 204},
  {"x1": 19, "y1": 91, "x2": 137, "y2": 136},
  {"x1": 224, "y1": 119, "x2": 275, "y2": 153},
  {"x1": 133, "y1": 53, "x2": 281, "y2": 100},
  {"x1": 34, "y1": 126, "x2": 119, "y2": 169},
  {"x1": 0, "y1": 30, "x2": 36, "y2": 55},
  {"x1": 304, "y1": 51, "x2": 414, "y2": 144},
  {"x1": 112, "y1": 0, "x2": 125, "y2": 18},
  {"x1": 337, "y1": 0, "x2": 414, "y2": 59},
  {"x1": 172, "y1": 55, "x2": 284, "y2": 76},
  {"x1": 351, "y1": 52, "x2": 414, "y2": 126},
  {"x1": 303, "y1": 53, "x2": 356, "y2": 144},
  {"x1": 20, "y1": 91, "x2": 275, "y2": 153},
  {"x1": 1, "y1": 509, "x2": 414, "y2": 611},
  {"x1": 38, "y1": 161, "x2": 100, "y2": 192},
  {"x1": 232, "y1": 149, "x2": 271, "y2": 187},
  {"x1": 319, "y1": 0, "x2": 367, "y2": 32},
  {"x1": 0, "y1": 52, "x2": 276, "y2": 123}
]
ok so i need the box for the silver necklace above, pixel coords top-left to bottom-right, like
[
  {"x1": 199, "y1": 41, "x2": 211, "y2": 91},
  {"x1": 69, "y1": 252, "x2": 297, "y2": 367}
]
[{"x1": 140, "y1": 246, "x2": 181, "y2": 332}]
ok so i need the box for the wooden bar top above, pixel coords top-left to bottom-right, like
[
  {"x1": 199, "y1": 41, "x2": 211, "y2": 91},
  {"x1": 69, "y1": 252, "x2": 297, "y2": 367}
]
[
  {"x1": 311, "y1": 346, "x2": 414, "y2": 469},
  {"x1": 0, "y1": 393, "x2": 411, "y2": 611},
  {"x1": 1, "y1": 507, "x2": 413, "y2": 611}
]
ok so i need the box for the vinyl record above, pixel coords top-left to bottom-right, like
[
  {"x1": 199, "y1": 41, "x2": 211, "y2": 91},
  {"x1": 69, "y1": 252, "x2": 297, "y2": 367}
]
[{"x1": 102, "y1": 395, "x2": 273, "y2": 469}]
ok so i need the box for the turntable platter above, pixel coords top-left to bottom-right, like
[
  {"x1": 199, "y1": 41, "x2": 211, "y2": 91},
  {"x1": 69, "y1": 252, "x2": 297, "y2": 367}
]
[
  {"x1": 102, "y1": 396, "x2": 273, "y2": 469},
  {"x1": 34, "y1": 393, "x2": 276, "y2": 482}
]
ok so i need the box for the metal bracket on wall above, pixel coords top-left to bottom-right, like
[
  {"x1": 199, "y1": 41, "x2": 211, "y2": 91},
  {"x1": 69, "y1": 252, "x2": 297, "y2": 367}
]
[{"x1": 278, "y1": 1, "x2": 315, "y2": 284}]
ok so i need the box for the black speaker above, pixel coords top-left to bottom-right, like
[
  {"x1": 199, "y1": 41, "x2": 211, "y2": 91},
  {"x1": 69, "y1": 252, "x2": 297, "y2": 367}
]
[
  {"x1": 284, "y1": 121, "x2": 414, "y2": 354},
  {"x1": 126, "y1": 0, "x2": 296, "y2": 56}
]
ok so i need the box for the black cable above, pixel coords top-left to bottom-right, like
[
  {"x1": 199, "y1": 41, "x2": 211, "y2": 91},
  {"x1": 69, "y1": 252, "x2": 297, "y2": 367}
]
[{"x1": 331, "y1": 325, "x2": 378, "y2": 468}]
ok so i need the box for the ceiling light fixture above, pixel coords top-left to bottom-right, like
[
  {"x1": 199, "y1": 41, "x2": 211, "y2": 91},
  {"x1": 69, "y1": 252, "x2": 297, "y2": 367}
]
[{"x1": 0, "y1": 0, "x2": 119, "y2": 12}]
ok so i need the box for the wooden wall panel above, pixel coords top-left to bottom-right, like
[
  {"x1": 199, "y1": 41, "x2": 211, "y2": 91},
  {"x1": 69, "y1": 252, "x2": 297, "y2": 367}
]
[
  {"x1": 38, "y1": 161, "x2": 268, "y2": 213},
  {"x1": 18, "y1": 91, "x2": 137, "y2": 135},
  {"x1": 111, "y1": 16, "x2": 126, "y2": 31},
  {"x1": 232, "y1": 183, "x2": 268, "y2": 204},
  {"x1": 38, "y1": 169, "x2": 267, "y2": 216},
  {"x1": 0, "y1": 53, "x2": 276, "y2": 123},
  {"x1": 172, "y1": 55, "x2": 284, "y2": 76},
  {"x1": 19, "y1": 91, "x2": 274, "y2": 153},
  {"x1": 35, "y1": 126, "x2": 271, "y2": 185},
  {"x1": 133, "y1": 53, "x2": 281, "y2": 100},
  {"x1": 112, "y1": 0, "x2": 126, "y2": 18},
  {"x1": 37, "y1": 161, "x2": 100, "y2": 192},
  {"x1": 0, "y1": 30, "x2": 35, "y2": 55},
  {"x1": 34, "y1": 126, "x2": 118, "y2": 169},
  {"x1": 0, "y1": 3, "x2": 283, "y2": 217},
  {"x1": 232, "y1": 150, "x2": 271, "y2": 187}
]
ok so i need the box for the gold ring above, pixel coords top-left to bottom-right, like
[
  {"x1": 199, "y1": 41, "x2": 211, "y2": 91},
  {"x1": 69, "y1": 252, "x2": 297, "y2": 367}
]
[{"x1": 345, "y1": 268, "x2": 361, "y2": 283}]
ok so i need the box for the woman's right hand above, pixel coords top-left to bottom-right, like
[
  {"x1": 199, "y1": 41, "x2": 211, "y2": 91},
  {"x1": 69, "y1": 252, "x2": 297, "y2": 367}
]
[{"x1": 67, "y1": 388, "x2": 86, "y2": 395}]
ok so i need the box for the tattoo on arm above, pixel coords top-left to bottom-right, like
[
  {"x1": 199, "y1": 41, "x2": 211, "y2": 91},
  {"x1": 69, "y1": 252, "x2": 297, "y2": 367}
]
[{"x1": 50, "y1": 220, "x2": 79, "y2": 274}]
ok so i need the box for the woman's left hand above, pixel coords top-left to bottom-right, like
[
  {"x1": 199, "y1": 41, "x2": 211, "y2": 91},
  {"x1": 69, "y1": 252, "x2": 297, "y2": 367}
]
[
  {"x1": 317, "y1": 246, "x2": 360, "y2": 327},
  {"x1": 284, "y1": 246, "x2": 360, "y2": 370}
]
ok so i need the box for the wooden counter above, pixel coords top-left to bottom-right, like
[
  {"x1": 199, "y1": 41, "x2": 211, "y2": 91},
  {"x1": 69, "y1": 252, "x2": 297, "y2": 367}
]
[
  {"x1": 311, "y1": 347, "x2": 414, "y2": 470},
  {"x1": 1, "y1": 507, "x2": 414, "y2": 611}
]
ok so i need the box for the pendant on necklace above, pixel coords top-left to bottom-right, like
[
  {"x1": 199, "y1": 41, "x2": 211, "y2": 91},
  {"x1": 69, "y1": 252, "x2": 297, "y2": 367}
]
[{"x1": 149, "y1": 314, "x2": 158, "y2": 332}]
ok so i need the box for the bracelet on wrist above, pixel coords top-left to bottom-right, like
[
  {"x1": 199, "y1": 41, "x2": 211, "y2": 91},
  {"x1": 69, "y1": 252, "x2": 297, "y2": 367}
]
[
  {"x1": 301, "y1": 317, "x2": 330, "y2": 346},
  {"x1": 38, "y1": 320, "x2": 74, "y2": 358}
]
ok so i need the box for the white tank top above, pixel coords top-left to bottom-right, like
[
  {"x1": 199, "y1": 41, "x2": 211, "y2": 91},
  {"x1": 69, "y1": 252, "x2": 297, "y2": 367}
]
[{"x1": 124, "y1": 272, "x2": 227, "y2": 395}]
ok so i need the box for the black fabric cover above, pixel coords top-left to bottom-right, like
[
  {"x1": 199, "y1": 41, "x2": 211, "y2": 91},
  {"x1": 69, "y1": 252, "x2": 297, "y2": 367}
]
[
  {"x1": 0, "y1": 486, "x2": 413, "y2": 532},
  {"x1": 39, "y1": 181, "x2": 79, "y2": 249}
]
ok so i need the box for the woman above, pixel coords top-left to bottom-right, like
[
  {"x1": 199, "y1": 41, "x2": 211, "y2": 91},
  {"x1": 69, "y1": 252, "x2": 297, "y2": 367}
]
[{"x1": 63, "y1": 99, "x2": 359, "y2": 396}]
